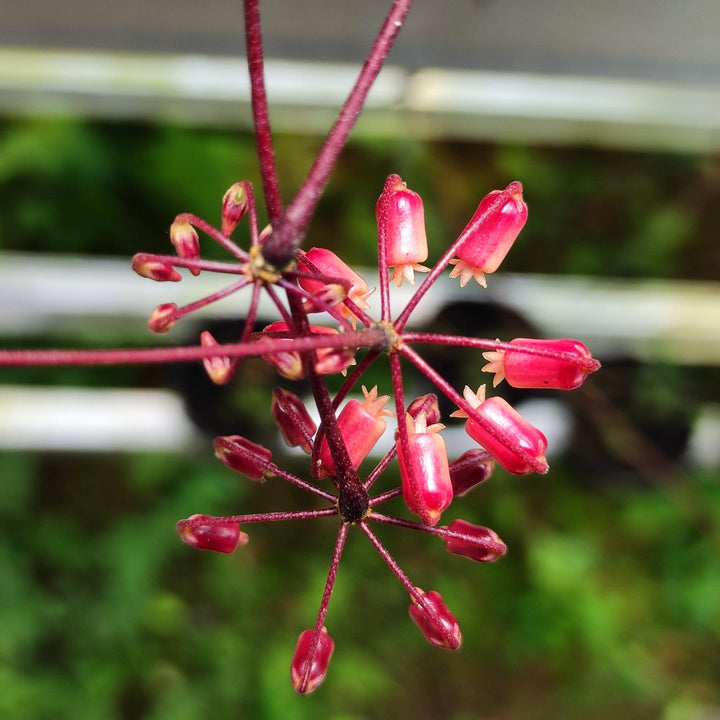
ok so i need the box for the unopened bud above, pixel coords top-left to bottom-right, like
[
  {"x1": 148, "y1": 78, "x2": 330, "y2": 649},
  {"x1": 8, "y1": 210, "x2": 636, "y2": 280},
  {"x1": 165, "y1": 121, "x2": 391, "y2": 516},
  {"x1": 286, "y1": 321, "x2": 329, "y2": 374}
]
[
  {"x1": 407, "y1": 393, "x2": 441, "y2": 426},
  {"x1": 290, "y1": 627, "x2": 334, "y2": 694},
  {"x1": 132, "y1": 254, "x2": 182, "y2": 282},
  {"x1": 409, "y1": 589, "x2": 462, "y2": 650},
  {"x1": 214, "y1": 435, "x2": 273, "y2": 481},
  {"x1": 177, "y1": 514, "x2": 248, "y2": 553},
  {"x1": 221, "y1": 182, "x2": 249, "y2": 236},
  {"x1": 200, "y1": 331, "x2": 234, "y2": 385},
  {"x1": 169, "y1": 217, "x2": 200, "y2": 275},
  {"x1": 148, "y1": 303, "x2": 178, "y2": 333},
  {"x1": 449, "y1": 449, "x2": 494, "y2": 497},
  {"x1": 271, "y1": 387, "x2": 316, "y2": 453},
  {"x1": 444, "y1": 519, "x2": 507, "y2": 563}
]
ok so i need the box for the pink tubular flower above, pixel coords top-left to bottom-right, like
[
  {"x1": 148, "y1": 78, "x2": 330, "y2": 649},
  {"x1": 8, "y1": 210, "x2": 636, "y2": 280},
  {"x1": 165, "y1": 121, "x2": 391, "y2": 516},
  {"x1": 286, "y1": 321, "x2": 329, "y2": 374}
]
[
  {"x1": 214, "y1": 435, "x2": 273, "y2": 481},
  {"x1": 317, "y1": 386, "x2": 392, "y2": 478},
  {"x1": 271, "y1": 387, "x2": 317, "y2": 453},
  {"x1": 177, "y1": 514, "x2": 248, "y2": 554},
  {"x1": 397, "y1": 412, "x2": 453, "y2": 526},
  {"x1": 291, "y1": 627, "x2": 335, "y2": 694},
  {"x1": 376, "y1": 174, "x2": 430, "y2": 287},
  {"x1": 449, "y1": 181, "x2": 528, "y2": 287},
  {"x1": 482, "y1": 337, "x2": 601, "y2": 389},
  {"x1": 200, "y1": 330, "x2": 234, "y2": 385},
  {"x1": 169, "y1": 217, "x2": 201, "y2": 274},
  {"x1": 449, "y1": 449, "x2": 495, "y2": 497},
  {"x1": 454, "y1": 386, "x2": 548, "y2": 475},
  {"x1": 408, "y1": 589, "x2": 462, "y2": 650},
  {"x1": 221, "y1": 182, "x2": 249, "y2": 236},
  {"x1": 297, "y1": 247, "x2": 373, "y2": 319},
  {"x1": 444, "y1": 519, "x2": 507, "y2": 563}
]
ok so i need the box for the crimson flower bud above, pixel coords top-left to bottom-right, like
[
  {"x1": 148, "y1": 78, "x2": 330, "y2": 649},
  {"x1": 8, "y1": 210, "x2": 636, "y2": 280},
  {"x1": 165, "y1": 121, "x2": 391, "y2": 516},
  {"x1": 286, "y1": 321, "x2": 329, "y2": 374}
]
[
  {"x1": 449, "y1": 449, "x2": 494, "y2": 497},
  {"x1": 132, "y1": 254, "x2": 182, "y2": 282},
  {"x1": 221, "y1": 182, "x2": 249, "y2": 236},
  {"x1": 271, "y1": 387, "x2": 317, "y2": 453},
  {"x1": 200, "y1": 330, "x2": 234, "y2": 385},
  {"x1": 298, "y1": 248, "x2": 373, "y2": 320},
  {"x1": 398, "y1": 412, "x2": 453, "y2": 526},
  {"x1": 317, "y1": 386, "x2": 392, "y2": 477},
  {"x1": 177, "y1": 514, "x2": 248, "y2": 553},
  {"x1": 214, "y1": 435, "x2": 273, "y2": 481},
  {"x1": 169, "y1": 217, "x2": 200, "y2": 275},
  {"x1": 482, "y1": 338, "x2": 601, "y2": 390},
  {"x1": 454, "y1": 386, "x2": 548, "y2": 475},
  {"x1": 444, "y1": 519, "x2": 507, "y2": 563},
  {"x1": 409, "y1": 589, "x2": 462, "y2": 650},
  {"x1": 449, "y1": 181, "x2": 527, "y2": 287},
  {"x1": 376, "y1": 174, "x2": 430, "y2": 287},
  {"x1": 290, "y1": 627, "x2": 334, "y2": 694},
  {"x1": 147, "y1": 303, "x2": 178, "y2": 333},
  {"x1": 407, "y1": 393, "x2": 441, "y2": 426}
]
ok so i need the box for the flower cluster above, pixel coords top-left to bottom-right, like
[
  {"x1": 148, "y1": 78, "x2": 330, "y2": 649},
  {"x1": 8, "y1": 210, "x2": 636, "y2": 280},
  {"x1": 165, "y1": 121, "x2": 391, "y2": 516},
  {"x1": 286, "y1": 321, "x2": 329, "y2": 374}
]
[{"x1": 134, "y1": 173, "x2": 600, "y2": 693}]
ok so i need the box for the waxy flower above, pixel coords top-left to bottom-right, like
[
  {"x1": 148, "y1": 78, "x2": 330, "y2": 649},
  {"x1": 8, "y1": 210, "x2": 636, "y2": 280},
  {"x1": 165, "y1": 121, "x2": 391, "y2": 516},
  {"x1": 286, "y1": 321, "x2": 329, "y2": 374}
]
[
  {"x1": 482, "y1": 337, "x2": 601, "y2": 389},
  {"x1": 177, "y1": 514, "x2": 248, "y2": 554},
  {"x1": 291, "y1": 627, "x2": 335, "y2": 694},
  {"x1": 449, "y1": 181, "x2": 527, "y2": 287},
  {"x1": 132, "y1": 255, "x2": 182, "y2": 282},
  {"x1": 408, "y1": 589, "x2": 462, "y2": 650},
  {"x1": 453, "y1": 386, "x2": 548, "y2": 475},
  {"x1": 444, "y1": 519, "x2": 507, "y2": 563},
  {"x1": 298, "y1": 247, "x2": 373, "y2": 320},
  {"x1": 271, "y1": 387, "x2": 317, "y2": 453},
  {"x1": 398, "y1": 412, "x2": 453, "y2": 526},
  {"x1": 317, "y1": 386, "x2": 392, "y2": 477},
  {"x1": 376, "y1": 174, "x2": 430, "y2": 287}
]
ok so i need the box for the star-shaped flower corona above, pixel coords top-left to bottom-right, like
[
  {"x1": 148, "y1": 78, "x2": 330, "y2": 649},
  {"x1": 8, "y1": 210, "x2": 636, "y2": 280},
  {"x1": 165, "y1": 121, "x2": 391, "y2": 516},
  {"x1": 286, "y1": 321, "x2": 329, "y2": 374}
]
[{"x1": 0, "y1": 0, "x2": 602, "y2": 697}]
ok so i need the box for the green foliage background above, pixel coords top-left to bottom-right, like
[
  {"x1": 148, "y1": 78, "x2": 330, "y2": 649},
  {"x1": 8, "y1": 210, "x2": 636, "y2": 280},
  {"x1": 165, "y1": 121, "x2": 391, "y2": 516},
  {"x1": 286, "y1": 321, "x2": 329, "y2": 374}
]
[{"x1": 1, "y1": 118, "x2": 719, "y2": 719}]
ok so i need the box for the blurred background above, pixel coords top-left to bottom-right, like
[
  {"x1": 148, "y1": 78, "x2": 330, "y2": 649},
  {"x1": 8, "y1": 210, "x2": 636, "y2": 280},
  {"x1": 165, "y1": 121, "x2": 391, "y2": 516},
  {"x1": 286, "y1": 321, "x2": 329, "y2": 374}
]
[{"x1": 1, "y1": 1, "x2": 719, "y2": 718}]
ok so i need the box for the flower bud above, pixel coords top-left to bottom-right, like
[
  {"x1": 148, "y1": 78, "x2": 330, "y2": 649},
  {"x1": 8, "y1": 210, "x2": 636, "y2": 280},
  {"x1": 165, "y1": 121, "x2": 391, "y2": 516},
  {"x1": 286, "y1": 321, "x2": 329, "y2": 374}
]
[
  {"x1": 449, "y1": 449, "x2": 494, "y2": 496},
  {"x1": 317, "y1": 386, "x2": 391, "y2": 477},
  {"x1": 260, "y1": 322, "x2": 349, "y2": 380},
  {"x1": 214, "y1": 435, "x2": 273, "y2": 481},
  {"x1": 482, "y1": 338, "x2": 601, "y2": 390},
  {"x1": 298, "y1": 248, "x2": 373, "y2": 320},
  {"x1": 454, "y1": 386, "x2": 548, "y2": 475},
  {"x1": 408, "y1": 589, "x2": 462, "y2": 650},
  {"x1": 407, "y1": 393, "x2": 441, "y2": 426},
  {"x1": 221, "y1": 182, "x2": 249, "y2": 236},
  {"x1": 443, "y1": 519, "x2": 507, "y2": 563},
  {"x1": 271, "y1": 387, "x2": 317, "y2": 453},
  {"x1": 200, "y1": 331, "x2": 235, "y2": 385},
  {"x1": 449, "y1": 181, "x2": 527, "y2": 287},
  {"x1": 398, "y1": 413, "x2": 453, "y2": 526},
  {"x1": 132, "y1": 254, "x2": 182, "y2": 282},
  {"x1": 290, "y1": 627, "x2": 334, "y2": 694},
  {"x1": 148, "y1": 303, "x2": 178, "y2": 333},
  {"x1": 169, "y1": 217, "x2": 200, "y2": 275},
  {"x1": 177, "y1": 514, "x2": 248, "y2": 553},
  {"x1": 376, "y1": 174, "x2": 430, "y2": 287}
]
